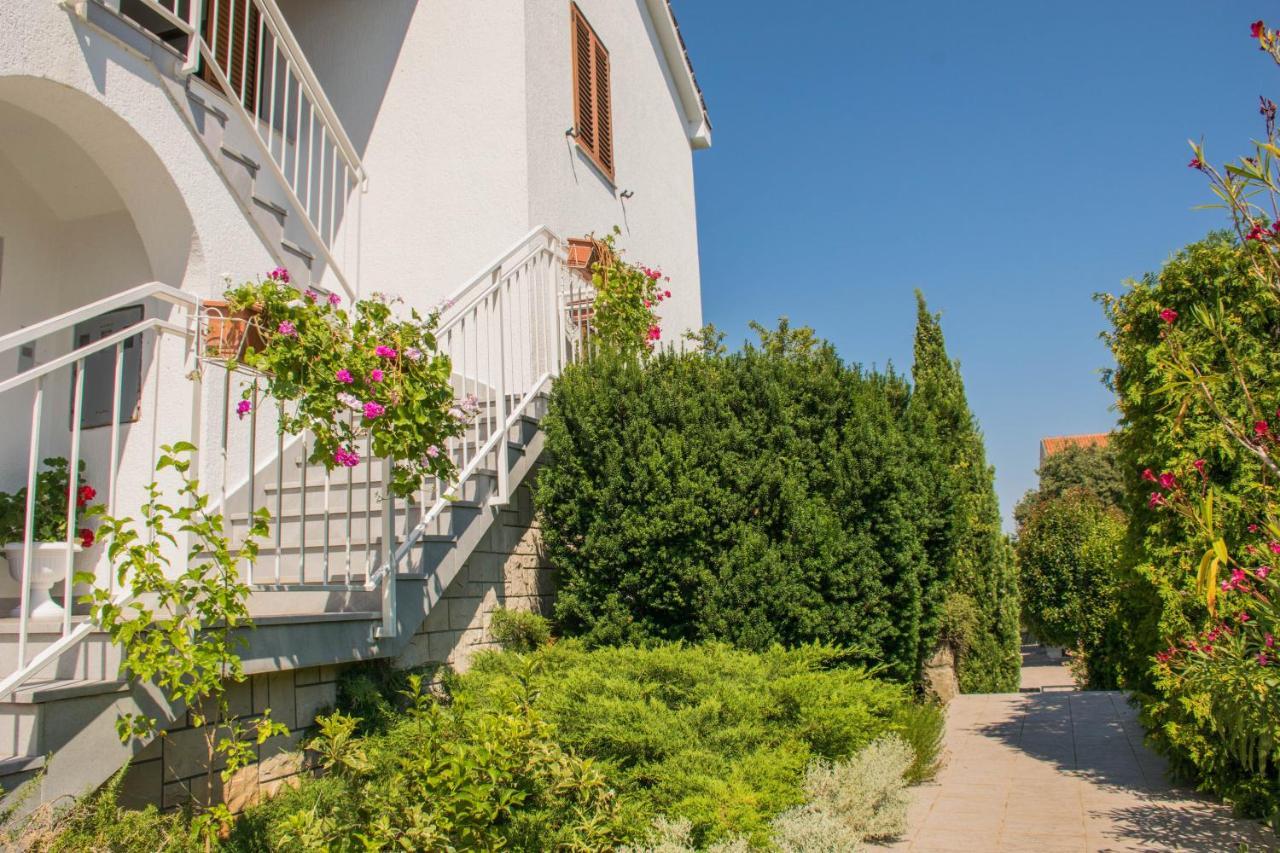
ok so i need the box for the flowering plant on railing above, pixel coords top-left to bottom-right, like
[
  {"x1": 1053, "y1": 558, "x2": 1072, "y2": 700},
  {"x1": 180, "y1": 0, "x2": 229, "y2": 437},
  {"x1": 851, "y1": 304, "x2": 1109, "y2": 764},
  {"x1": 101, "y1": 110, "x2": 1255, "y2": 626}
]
[
  {"x1": 0, "y1": 457, "x2": 98, "y2": 548},
  {"x1": 587, "y1": 229, "x2": 673, "y2": 356},
  {"x1": 222, "y1": 271, "x2": 466, "y2": 498}
]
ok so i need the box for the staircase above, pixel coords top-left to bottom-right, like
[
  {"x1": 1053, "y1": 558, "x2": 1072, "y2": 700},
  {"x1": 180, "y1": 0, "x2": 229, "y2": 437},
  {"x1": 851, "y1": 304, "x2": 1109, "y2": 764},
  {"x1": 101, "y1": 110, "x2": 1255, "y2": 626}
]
[{"x1": 0, "y1": 226, "x2": 594, "y2": 807}]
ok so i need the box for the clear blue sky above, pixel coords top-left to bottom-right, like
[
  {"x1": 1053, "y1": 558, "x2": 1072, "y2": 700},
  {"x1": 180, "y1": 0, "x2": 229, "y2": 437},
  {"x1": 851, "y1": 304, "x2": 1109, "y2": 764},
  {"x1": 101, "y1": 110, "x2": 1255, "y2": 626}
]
[{"x1": 672, "y1": 1, "x2": 1275, "y2": 530}]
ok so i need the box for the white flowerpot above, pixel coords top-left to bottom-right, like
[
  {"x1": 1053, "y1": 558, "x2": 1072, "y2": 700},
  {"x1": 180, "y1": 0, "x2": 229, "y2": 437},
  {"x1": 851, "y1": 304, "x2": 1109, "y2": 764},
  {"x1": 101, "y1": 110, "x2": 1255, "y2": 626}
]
[{"x1": 4, "y1": 542, "x2": 82, "y2": 620}]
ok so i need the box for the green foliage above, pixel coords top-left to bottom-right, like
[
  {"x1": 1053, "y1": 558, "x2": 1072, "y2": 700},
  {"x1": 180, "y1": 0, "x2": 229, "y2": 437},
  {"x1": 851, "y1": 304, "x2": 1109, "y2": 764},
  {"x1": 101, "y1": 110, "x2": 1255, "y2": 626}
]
[
  {"x1": 1014, "y1": 442, "x2": 1124, "y2": 528},
  {"x1": 449, "y1": 640, "x2": 943, "y2": 848},
  {"x1": 909, "y1": 293, "x2": 1021, "y2": 692},
  {"x1": 82, "y1": 444, "x2": 287, "y2": 814},
  {"x1": 0, "y1": 457, "x2": 97, "y2": 545},
  {"x1": 586, "y1": 228, "x2": 673, "y2": 356},
  {"x1": 1015, "y1": 489, "x2": 1126, "y2": 687},
  {"x1": 538, "y1": 319, "x2": 941, "y2": 683},
  {"x1": 488, "y1": 607, "x2": 552, "y2": 652},
  {"x1": 234, "y1": 676, "x2": 638, "y2": 852},
  {"x1": 223, "y1": 276, "x2": 464, "y2": 497}
]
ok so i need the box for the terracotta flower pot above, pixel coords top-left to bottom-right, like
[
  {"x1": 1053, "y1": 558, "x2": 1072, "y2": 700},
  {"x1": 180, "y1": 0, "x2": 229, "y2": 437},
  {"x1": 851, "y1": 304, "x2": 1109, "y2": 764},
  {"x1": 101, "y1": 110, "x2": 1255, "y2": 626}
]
[
  {"x1": 202, "y1": 299, "x2": 266, "y2": 362},
  {"x1": 4, "y1": 541, "x2": 82, "y2": 619}
]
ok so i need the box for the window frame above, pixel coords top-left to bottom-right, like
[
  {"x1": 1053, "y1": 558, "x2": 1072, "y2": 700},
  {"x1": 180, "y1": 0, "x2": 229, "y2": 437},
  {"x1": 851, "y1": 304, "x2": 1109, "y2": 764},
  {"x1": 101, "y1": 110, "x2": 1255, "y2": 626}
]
[{"x1": 570, "y1": 3, "x2": 615, "y2": 183}]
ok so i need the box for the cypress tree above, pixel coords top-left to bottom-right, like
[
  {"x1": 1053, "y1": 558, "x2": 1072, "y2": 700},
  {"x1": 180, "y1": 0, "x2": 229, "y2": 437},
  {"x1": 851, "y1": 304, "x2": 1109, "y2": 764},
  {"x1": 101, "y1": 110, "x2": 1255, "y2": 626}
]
[{"x1": 909, "y1": 292, "x2": 1021, "y2": 692}]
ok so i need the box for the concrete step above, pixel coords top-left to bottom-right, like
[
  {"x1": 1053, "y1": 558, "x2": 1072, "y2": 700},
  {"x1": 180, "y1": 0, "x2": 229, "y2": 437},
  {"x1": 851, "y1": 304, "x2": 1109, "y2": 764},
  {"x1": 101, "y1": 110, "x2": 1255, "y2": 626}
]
[{"x1": 0, "y1": 620, "x2": 122, "y2": 683}]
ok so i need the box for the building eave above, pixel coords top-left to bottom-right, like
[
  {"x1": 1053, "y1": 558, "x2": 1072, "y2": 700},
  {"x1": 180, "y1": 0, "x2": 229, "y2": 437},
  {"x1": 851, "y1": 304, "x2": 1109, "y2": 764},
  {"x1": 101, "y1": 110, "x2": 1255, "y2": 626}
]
[{"x1": 644, "y1": 0, "x2": 712, "y2": 150}]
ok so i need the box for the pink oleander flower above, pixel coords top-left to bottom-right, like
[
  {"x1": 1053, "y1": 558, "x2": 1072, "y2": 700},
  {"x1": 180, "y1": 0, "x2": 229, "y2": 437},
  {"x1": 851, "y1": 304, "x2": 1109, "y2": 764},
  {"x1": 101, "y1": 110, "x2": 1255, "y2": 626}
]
[
  {"x1": 1270, "y1": 541, "x2": 1280, "y2": 555},
  {"x1": 376, "y1": 345, "x2": 398, "y2": 359},
  {"x1": 1252, "y1": 19, "x2": 1266, "y2": 39},
  {"x1": 334, "y1": 446, "x2": 360, "y2": 468},
  {"x1": 328, "y1": 293, "x2": 341, "y2": 306},
  {"x1": 1192, "y1": 459, "x2": 1206, "y2": 475},
  {"x1": 1159, "y1": 308, "x2": 1178, "y2": 324},
  {"x1": 1142, "y1": 468, "x2": 1157, "y2": 482},
  {"x1": 1246, "y1": 222, "x2": 1269, "y2": 242},
  {"x1": 1266, "y1": 633, "x2": 1275, "y2": 648},
  {"x1": 405, "y1": 347, "x2": 423, "y2": 361},
  {"x1": 370, "y1": 369, "x2": 384, "y2": 383},
  {"x1": 1148, "y1": 492, "x2": 1164, "y2": 509},
  {"x1": 363, "y1": 401, "x2": 385, "y2": 420},
  {"x1": 268, "y1": 267, "x2": 290, "y2": 284},
  {"x1": 336, "y1": 369, "x2": 354, "y2": 384},
  {"x1": 1256, "y1": 420, "x2": 1270, "y2": 437},
  {"x1": 1158, "y1": 472, "x2": 1175, "y2": 489},
  {"x1": 236, "y1": 399, "x2": 252, "y2": 419},
  {"x1": 1239, "y1": 611, "x2": 1252, "y2": 623},
  {"x1": 277, "y1": 321, "x2": 297, "y2": 337},
  {"x1": 1257, "y1": 565, "x2": 1272, "y2": 579},
  {"x1": 425, "y1": 445, "x2": 440, "y2": 458}
]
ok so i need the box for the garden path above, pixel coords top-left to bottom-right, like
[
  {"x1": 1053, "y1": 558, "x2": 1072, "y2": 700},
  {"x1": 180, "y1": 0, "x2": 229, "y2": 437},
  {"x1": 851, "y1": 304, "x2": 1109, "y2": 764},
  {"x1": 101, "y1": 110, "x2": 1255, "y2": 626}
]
[{"x1": 870, "y1": 646, "x2": 1277, "y2": 852}]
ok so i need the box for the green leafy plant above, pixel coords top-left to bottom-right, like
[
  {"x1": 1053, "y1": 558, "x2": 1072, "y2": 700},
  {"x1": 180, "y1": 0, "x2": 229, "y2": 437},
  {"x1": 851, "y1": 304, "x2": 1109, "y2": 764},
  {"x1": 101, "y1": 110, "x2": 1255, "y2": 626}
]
[
  {"x1": 222, "y1": 272, "x2": 466, "y2": 498},
  {"x1": 80, "y1": 443, "x2": 287, "y2": 831},
  {"x1": 586, "y1": 228, "x2": 673, "y2": 356},
  {"x1": 0, "y1": 457, "x2": 98, "y2": 547},
  {"x1": 488, "y1": 607, "x2": 552, "y2": 652}
]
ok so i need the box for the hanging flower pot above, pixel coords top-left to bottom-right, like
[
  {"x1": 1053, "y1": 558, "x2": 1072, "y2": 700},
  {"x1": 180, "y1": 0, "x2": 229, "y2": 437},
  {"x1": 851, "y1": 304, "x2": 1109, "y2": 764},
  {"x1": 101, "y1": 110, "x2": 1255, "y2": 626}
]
[{"x1": 202, "y1": 299, "x2": 266, "y2": 362}]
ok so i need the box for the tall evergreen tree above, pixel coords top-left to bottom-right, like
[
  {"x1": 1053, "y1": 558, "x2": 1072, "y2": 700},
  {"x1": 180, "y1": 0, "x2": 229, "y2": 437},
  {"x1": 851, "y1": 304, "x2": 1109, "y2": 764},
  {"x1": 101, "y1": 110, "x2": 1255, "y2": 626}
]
[{"x1": 909, "y1": 292, "x2": 1021, "y2": 692}]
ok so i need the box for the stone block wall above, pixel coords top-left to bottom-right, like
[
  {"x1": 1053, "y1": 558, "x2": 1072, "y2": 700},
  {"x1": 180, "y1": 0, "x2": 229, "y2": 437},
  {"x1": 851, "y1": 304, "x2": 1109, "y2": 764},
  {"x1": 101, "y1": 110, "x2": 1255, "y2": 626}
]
[{"x1": 396, "y1": 480, "x2": 556, "y2": 673}]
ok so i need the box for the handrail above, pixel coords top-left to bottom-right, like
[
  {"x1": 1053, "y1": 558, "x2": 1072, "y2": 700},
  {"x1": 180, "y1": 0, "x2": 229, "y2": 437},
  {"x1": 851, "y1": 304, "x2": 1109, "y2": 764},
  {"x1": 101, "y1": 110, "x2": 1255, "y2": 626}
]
[
  {"x1": 0, "y1": 319, "x2": 190, "y2": 396},
  {"x1": 436, "y1": 227, "x2": 561, "y2": 330},
  {"x1": 0, "y1": 282, "x2": 196, "y2": 356}
]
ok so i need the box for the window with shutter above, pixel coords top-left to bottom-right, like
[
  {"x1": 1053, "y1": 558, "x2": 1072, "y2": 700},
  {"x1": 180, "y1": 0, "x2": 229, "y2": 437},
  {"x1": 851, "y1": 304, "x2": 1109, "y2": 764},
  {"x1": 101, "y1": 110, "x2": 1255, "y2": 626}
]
[
  {"x1": 200, "y1": 0, "x2": 261, "y2": 114},
  {"x1": 569, "y1": 4, "x2": 614, "y2": 181}
]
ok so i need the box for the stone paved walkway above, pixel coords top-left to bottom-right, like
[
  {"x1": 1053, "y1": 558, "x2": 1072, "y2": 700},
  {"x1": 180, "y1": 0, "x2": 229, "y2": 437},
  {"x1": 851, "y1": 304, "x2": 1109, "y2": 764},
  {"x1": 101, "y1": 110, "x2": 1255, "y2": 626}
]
[{"x1": 871, "y1": 646, "x2": 1277, "y2": 852}]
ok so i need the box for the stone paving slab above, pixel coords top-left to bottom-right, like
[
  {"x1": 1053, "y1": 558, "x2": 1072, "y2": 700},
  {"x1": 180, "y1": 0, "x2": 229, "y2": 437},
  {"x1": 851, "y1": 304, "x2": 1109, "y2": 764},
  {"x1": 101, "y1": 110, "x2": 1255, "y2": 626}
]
[{"x1": 868, "y1": 650, "x2": 1277, "y2": 852}]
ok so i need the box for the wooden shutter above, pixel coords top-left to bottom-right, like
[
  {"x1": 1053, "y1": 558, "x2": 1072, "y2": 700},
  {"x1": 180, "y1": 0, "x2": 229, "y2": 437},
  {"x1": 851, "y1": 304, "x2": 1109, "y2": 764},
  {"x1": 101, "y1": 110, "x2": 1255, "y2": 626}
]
[
  {"x1": 569, "y1": 4, "x2": 614, "y2": 181},
  {"x1": 201, "y1": 0, "x2": 261, "y2": 114}
]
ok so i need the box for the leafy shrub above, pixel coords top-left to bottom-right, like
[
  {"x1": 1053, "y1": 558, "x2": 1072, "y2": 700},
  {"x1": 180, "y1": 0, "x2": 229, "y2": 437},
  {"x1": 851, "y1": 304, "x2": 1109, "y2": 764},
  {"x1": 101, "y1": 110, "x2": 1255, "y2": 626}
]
[
  {"x1": 539, "y1": 320, "x2": 958, "y2": 684},
  {"x1": 488, "y1": 607, "x2": 552, "y2": 652},
  {"x1": 1014, "y1": 442, "x2": 1123, "y2": 528},
  {"x1": 1015, "y1": 489, "x2": 1126, "y2": 687},
  {"x1": 448, "y1": 640, "x2": 942, "y2": 848}
]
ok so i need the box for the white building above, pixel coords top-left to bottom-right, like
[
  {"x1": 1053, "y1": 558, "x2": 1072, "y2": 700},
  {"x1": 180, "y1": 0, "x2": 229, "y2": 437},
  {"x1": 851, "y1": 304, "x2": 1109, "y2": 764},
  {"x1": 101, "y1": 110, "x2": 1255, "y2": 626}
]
[{"x1": 0, "y1": 0, "x2": 709, "y2": 809}]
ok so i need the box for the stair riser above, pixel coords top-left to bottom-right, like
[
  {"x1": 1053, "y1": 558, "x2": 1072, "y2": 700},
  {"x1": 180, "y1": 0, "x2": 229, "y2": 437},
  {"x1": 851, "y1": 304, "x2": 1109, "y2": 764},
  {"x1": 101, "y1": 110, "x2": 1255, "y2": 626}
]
[
  {"x1": 0, "y1": 636, "x2": 122, "y2": 684},
  {"x1": 0, "y1": 707, "x2": 37, "y2": 760}
]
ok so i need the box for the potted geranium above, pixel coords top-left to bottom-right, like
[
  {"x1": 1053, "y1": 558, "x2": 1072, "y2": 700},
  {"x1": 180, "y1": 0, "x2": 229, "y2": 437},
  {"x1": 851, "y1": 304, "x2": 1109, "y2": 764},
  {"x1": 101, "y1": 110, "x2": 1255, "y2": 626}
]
[
  {"x1": 221, "y1": 272, "x2": 468, "y2": 498},
  {"x1": 0, "y1": 458, "x2": 97, "y2": 619}
]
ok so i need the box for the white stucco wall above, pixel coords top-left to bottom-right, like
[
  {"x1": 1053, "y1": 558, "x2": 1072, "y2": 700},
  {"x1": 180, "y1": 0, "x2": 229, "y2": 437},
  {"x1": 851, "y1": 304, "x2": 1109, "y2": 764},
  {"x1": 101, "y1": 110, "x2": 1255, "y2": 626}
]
[{"x1": 277, "y1": 1, "x2": 704, "y2": 337}]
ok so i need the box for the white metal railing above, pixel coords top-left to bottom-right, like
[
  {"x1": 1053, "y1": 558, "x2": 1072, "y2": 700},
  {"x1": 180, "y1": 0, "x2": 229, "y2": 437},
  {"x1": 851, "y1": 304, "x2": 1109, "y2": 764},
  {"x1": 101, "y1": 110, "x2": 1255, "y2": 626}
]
[
  {"x1": 0, "y1": 283, "x2": 201, "y2": 701},
  {"x1": 77, "y1": 0, "x2": 366, "y2": 295}
]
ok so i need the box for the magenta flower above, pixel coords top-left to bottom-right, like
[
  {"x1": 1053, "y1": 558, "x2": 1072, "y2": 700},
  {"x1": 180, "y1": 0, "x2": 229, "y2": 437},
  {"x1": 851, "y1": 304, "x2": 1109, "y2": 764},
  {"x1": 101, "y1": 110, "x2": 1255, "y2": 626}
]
[
  {"x1": 1257, "y1": 565, "x2": 1272, "y2": 579},
  {"x1": 268, "y1": 267, "x2": 290, "y2": 284},
  {"x1": 277, "y1": 321, "x2": 297, "y2": 337},
  {"x1": 1158, "y1": 472, "x2": 1175, "y2": 490},
  {"x1": 1256, "y1": 420, "x2": 1270, "y2": 437},
  {"x1": 336, "y1": 369, "x2": 354, "y2": 384},
  {"x1": 370, "y1": 369, "x2": 384, "y2": 383},
  {"x1": 1270, "y1": 541, "x2": 1280, "y2": 555},
  {"x1": 1249, "y1": 523, "x2": 1260, "y2": 533},
  {"x1": 236, "y1": 399, "x2": 252, "y2": 419},
  {"x1": 304, "y1": 289, "x2": 319, "y2": 302},
  {"x1": 664, "y1": 290, "x2": 672, "y2": 299},
  {"x1": 327, "y1": 293, "x2": 341, "y2": 306},
  {"x1": 1239, "y1": 611, "x2": 1252, "y2": 623},
  {"x1": 376, "y1": 345, "x2": 398, "y2": 359},
  {"x1": 1192, "y1": 459, "x2": 1206, "y2": 475},
  {"x1": 1266, "y1": 633, "x2": 1275, "y2": 648},
  {"x1": 1259, "y1": 652, "x2": 1271, "y2": 667},
  {"x1": 425, "y1": 445, "x2": 440, "y2": 459},
  {"x1": 1148, "y1": 492, "x2": 1164, "y2": 509},
  {"x1": 1159, "y1": 308, "x2": 1178, "y2": 325},
  {"x1": 1252, "y1": 19, "x2": 1266, "y2": 39},
  {"x1": 1188, "y1": 157, "x2": 1204, "y2": 170},
  {"x1": 1142, "y1": 468, "x2": 1157, "y2": 483},
  {"x1": 334, "y1": 446, "x2": 360, "y2": 467},
  {"x1": 647, "y1": 325, "x2": 661, "y2": 341},
  {"x1": 363, "y1": 401, "x2": 385, "y2": 420}
]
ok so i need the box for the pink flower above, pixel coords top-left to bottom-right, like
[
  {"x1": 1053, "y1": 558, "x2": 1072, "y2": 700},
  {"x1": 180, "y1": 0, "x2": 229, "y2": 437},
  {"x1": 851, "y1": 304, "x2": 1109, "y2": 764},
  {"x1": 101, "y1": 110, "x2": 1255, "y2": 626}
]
[
  {"x1": 1249, "y1": 524, "x2": 1260, "y2": 533},
  {"x1": 375, "y1": 345, "x2": 398, "y2": 359},
  {"x1": 1252, "y1": 19, "x2": 1266, "y2": 39},
  {"x1": 1270, "y1": 541, "x2": 1280, "y2": 555},
  {"x1": 1158, "y1": 472, "x2": 1175, "y2": 489},
  {"x1": 370, "y1": 369, "x2": 384, "y2": 383},
  {"x1": 277, "y1": 321, "x2": 297, "y2": 337},
  {"x1": 304, "y1": 289, "x2": 319, "y2": 302},
  {"x1": 1142, "y1": 468, "x2": 1157, "y2": 482},
  {"x1": 405, "y1": 347, "x2": 423, "y2": 361},
  {"x1": 236, "y1": 399, "x2": 253, "y2": 419},
  {"x1": 1188, "y1": 157, "x2": 1204, "y2": 170},
  {"x1": 1239, "y1": 611, "x2": 1252, "y2": 623},
  {"x1": 334, "y1": 447, "x2": 360, "y2": 467},
  {"x1": 1192, "y1": 459, "x2": 1206, "y2": 475},
  {"x1": 1258, "y1": 565, "x2": 1272, "y2": 579},
  {"x1": 643, "y1": 300, "x2": 652, "y2": 308},
  {"x1": 363, "y1": 401, "x2": 385, "y2": 420},
  {"x1": 1256, "y1": 420, "x2": 1270, "y2": 437},
  {"x1": 647, "y1": 325, "x2": 661, "y2": 341},
  {"x1": 1259, "y1": 652, "x2": 1271, "y2": 667},
  {"x1": 1159, "y1": 308, "x2": 1178, "y2": 325},
  {"x1": 268, "y1": 267, "x2": 290, "y2": 284},
  {"x1": 425, "y1": 445, "x2": 440, "y2": 459},
  {"x1": 1266, "y1": 633, "x2": 1275, "y2": 648},
  {"x1": 1148, "y1": 492, "x2": 1164, "y2": 509},
  {"x1": 1247, "y1": 222, "x2": 1269, "y2": 242},
  {"x1": 336, "y1": 369, "x2": 354, "y2": 384},
  {"x1": 327, "y1": 293, "x2": 341, "y2": 306},
  {"x1": 664, "y1": 290, "x2": 672, "y2": 299}
]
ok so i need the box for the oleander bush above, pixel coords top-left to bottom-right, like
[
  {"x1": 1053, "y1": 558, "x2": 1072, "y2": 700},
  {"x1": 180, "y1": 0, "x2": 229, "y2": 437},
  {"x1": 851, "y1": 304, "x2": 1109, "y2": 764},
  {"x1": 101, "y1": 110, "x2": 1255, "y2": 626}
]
[{"x1": 538, "y1": 318, "x2": 1020, "y2": 690}]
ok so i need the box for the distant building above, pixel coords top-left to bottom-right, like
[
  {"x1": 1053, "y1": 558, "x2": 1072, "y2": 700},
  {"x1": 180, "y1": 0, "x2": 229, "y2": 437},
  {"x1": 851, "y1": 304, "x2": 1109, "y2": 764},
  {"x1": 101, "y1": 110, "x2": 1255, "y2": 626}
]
[{"x1": 1039, "y1": 433, "x2": 1110, "y2": 466}]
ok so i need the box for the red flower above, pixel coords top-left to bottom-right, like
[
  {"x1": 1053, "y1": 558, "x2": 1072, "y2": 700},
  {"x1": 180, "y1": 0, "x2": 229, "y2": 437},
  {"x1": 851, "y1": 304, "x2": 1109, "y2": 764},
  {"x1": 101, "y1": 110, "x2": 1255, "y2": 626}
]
[
  {"x1": 1158, "y1": 472, "x2": 1176, "y2": 489},
  {"x1": 1255, "y1": 420, "x2": 1270, "y2": 437},
  {"x1": 1246, "y1": 222, "x2": 1269, "y2": 241},
  {"x1": 1142, "y1": 468, "x2": 1157, "y2": 482},
  {"x1": 1252, "y1": 19, "x2": 1266, "y2": 39},
  {"x1": 78, "y1": 528, "x2": 94, "y2": 549},
  {"x1": 1187, "y1": 157, "x2": 1203, "y2": 170},
  {"x1": 76, "y1": 485, "x2": 96, "y2": 508},
  {"x1": 1148, "y1": 492, "x2": 1164, "y2": 509},
  {"x1": 1192, "y1": 459, "x2": 1206, "y2": 476},
  {"x1": 1249, "y1": 523, "x2": 1260, "y2": 533},
  {"x1": 1159, "y1": 308, "x2": 1178, "y2": 324}
]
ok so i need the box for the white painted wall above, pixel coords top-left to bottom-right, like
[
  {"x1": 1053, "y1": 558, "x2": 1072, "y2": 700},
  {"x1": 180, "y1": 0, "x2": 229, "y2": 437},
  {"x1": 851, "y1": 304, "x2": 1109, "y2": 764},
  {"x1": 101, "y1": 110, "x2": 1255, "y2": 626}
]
[{"x1": 278, "y1": 1, "x2": 705, "y2": 337}]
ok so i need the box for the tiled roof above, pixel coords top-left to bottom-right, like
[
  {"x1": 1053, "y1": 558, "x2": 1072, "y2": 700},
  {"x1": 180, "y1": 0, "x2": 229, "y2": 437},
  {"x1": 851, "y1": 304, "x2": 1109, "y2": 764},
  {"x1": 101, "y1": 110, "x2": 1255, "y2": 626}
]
[{"x1": 1039, "y1": 433, "x2": 1110, "y2": 462}]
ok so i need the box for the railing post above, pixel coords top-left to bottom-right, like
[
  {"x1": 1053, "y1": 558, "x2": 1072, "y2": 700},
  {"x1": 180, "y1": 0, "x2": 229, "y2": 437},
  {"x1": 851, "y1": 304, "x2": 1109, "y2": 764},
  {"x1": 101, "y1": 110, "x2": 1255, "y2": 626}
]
[
  {"x1": 495, "y1": 284, "x2": 510, "y2": 506},
  {"x1": 377, "y1": 457, "x2": 397, "y2": 639},
  {"x1": 183, "y1": 0, "x2": 201, "y2": 73}
]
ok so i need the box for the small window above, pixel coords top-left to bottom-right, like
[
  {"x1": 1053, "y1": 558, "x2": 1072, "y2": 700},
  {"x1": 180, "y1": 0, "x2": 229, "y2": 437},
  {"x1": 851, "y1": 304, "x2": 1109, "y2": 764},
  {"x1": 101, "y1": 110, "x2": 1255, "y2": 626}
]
[
  {"x1": 570, "y1": 4, "x2": 614, "y2": 181},
  {"x1": 73, "y1": 306, "x2": 144, "y2": 430}
]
